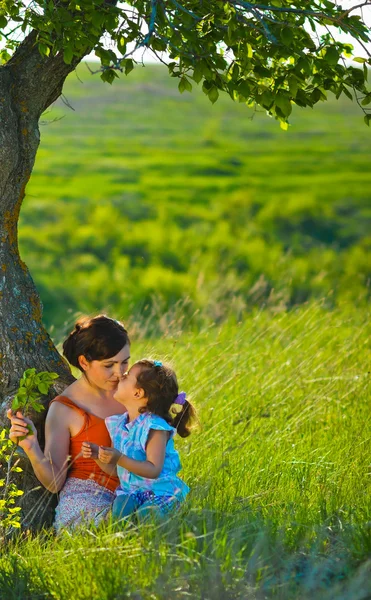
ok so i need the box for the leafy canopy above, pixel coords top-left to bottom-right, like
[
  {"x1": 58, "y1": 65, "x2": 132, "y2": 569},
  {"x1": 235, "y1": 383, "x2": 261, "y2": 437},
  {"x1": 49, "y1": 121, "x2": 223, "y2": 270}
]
[{"x1": 1, "y1": 0, "x2": 370, "y2": 125}]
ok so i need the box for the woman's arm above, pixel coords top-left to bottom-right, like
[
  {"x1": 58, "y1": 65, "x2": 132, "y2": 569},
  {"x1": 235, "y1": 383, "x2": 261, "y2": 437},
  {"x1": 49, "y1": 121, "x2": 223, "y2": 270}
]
[
  {"x1": 98, "y1": 429, "x2": 168, "y2": 479},
  {"x1": 8, "y1": 404, "x2": 71, "y2": 493}
]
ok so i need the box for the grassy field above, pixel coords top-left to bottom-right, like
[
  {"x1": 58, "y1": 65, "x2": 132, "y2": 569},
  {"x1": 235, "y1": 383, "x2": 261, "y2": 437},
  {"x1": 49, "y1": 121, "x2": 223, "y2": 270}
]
[
  {"x1": 1, "y1": 302, "x2": 370, "y2": 599},
  {"x1": 19, "y1": 63, "x2": 371, "y2": 335},
  {"x1": 5, "y1": 60, "x2": 370, "y2": 599}
]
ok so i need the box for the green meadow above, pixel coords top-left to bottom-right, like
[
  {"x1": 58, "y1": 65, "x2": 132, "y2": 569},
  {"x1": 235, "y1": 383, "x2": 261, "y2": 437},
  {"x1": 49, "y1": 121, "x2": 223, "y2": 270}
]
[
  {"x1": 1, "y1": 303, "x2": 371, "y2": 598},
  {"x1": 19, "y1": 64, "x2": 371, "y2": 336},
  {"x1": 2, "y1": 64, "x2": 370, "y2": 598}
]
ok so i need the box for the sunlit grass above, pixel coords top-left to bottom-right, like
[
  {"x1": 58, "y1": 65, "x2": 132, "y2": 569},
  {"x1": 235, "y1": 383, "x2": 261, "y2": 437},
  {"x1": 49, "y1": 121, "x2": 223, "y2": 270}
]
[{"x1": 2, "y1": 302, "x2": 370, "y2": 598}]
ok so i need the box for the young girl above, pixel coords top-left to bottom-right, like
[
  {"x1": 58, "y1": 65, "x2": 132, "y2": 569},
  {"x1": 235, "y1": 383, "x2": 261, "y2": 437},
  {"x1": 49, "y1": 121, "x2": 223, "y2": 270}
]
[{"x1": 81, "y1": 359, "x2": 195, "y2": 521}]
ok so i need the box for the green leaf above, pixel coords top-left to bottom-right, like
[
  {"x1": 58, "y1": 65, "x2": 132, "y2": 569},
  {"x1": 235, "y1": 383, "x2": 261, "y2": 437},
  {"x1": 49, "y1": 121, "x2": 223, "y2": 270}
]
[
  {"x1": 124, "y1": 59, "x2": 134, "y2": 76},
  {"x1": 38, "y1": 43, "x2": 50, "y2": 57},
  {"x1": 0, "y1": 15, "x2": 8, "y2": 29},
  {"x1": 275, "y1": 91, "x2": 292, "y2": 117},
  {"x1": 364, "y1": 114, "x2": 371, "y2": 126},
  {"x1": 342, "y1": 44, "x2": 353, "y2": 58},
  {"x1": 261, "y1": 90, "x2": 274, "y2": 108},
  {"x1": 208, "y1": 86, "x2": 219, "y2": 104},
  {"x1": 37, "y1": 382, "x2": 49, "y2": 395},
  {"x1": 101, "y1": 69, "x2": 118, "y2": 84},
  {"x1": 325, "y1": 47, "x2": 340, "y2": 66},
  {"x1": 91, "y1": 11, "x2": 105, "y2": 29},
  {"x1": 297, "y1": 57, "x2": 311, "y2": 76},
  {"x1": 152, "y1": 38, "x2": 167, "y2": 52},
  {"x1": 247, "y1": 43, "x2": 253, "y2": 59},
  {"x1": 288, "y1": 76, "x2": 298, "y2": 98},
  {"x1": 23, "y1": 368, "x2": 36, "y2": 378},
  {"x1": 280, "y1": 28, "x2": 293, "y2": 46},
  {"x1": 342, "y1": 86, "x2": 353, "y2": 101},
  {"x1": 361, "y1": 94, "x2": 371, "y2": 106},
  {"x1": 11, "y1": 397, "x2": 20, "y2": 411},
  {"x1": 63, "y1": 45, "x2": 73, "y2": 65},
  {"x1": 353, "y1": 57, "x2": 366, "y2": 63},
  {"x1": 237, "y1": 80, "x2": 251, "y2": 97},
  {"x1": 178, "y1": 77, "x2": 192, "y2": 94},
  {"x1": 254, "y1": 65, "x2": 271, "y2": 79},
  {"x1": 311, "y1": 88, "x2": 322, "y2": 103},
  {"x1": 193, "y1": 62, "x2": 203, "y2": 84},
  {"x1": 117, "y1": 37, "x2": 127, "y2": 55},
  {"x1": 95, "y1": 47, "x2": 115, "y2": 66},
  {"x1": 0, "y1": 49, "x2": 11, "y2": 64}
]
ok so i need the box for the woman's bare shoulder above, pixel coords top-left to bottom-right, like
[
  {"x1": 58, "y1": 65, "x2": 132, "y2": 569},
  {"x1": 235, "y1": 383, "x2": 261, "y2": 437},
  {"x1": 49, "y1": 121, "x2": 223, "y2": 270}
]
[{"x1": 47, "y1": 400, "x2": 76, "y2": 421}]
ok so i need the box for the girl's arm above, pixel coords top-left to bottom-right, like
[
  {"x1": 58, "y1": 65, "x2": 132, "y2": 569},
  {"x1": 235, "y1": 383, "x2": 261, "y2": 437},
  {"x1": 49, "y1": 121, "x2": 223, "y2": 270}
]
[
  {"x1": 7, "y1": 404, "x2": 71, "y2": 493},
  {"x1": 81, "y1": 441, "x2": 118, "y2": 477},
  {"x1": 98, "y1": 429, "x2": 168, "y2": 479}
]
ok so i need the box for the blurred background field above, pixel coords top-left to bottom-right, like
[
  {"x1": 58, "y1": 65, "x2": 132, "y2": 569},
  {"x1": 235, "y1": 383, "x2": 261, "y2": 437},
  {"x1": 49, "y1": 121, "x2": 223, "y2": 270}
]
[{"x1": 20, "y1": 63, "x2": 371, "y2": 336}]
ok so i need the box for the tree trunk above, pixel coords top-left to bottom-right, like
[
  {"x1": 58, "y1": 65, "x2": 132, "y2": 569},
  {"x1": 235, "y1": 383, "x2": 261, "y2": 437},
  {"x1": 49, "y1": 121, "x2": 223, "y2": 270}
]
[{"x1": 0, "y1": 33, "x2": 84, "y2": 527}]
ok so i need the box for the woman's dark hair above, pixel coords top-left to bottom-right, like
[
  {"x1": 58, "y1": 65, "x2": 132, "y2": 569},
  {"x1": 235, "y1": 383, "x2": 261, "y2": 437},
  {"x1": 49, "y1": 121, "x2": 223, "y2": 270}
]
[
  {"x1": 135, "y1": 359, "x2": 196, "y2": 438},
  {"x1": 63, "y1": 315, "x2": 130, "y2": 371}
]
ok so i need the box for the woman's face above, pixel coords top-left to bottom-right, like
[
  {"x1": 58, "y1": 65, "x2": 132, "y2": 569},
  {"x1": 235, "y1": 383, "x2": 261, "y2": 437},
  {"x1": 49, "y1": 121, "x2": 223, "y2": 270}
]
[{"x1": 81, "y1": 344, "x2": 131, "y2": 391}]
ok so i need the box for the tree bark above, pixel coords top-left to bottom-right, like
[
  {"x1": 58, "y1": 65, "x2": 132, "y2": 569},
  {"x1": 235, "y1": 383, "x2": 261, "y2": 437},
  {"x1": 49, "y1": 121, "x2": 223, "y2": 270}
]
[{"x1": 0, "y1": 32, "x2": 85, "y2": 527}]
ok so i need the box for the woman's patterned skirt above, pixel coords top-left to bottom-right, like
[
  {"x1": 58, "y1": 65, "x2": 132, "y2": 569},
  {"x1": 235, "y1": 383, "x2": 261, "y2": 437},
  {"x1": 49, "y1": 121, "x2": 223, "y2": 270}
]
[{"x1": 54, "y1": 477, "x2": 115, "y2": 532}]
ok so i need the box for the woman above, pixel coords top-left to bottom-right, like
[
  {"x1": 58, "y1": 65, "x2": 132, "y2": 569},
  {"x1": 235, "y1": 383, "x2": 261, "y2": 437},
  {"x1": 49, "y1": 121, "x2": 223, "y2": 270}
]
[{"x1": 7, "y1": 314, "x2": 131, "y2": 530}]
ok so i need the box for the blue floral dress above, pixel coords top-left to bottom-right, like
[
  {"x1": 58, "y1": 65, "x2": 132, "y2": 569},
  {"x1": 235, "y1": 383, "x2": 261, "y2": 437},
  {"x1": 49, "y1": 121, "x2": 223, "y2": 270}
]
[{"x1": 105, "y1": 412, "x2": 189, "y2": 519}]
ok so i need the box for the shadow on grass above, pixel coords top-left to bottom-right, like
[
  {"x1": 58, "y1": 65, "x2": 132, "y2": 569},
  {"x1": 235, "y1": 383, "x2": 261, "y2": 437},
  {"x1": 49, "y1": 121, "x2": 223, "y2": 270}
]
[{"x1": 1, "y1": 510, "x2": 370, "y2": 600}]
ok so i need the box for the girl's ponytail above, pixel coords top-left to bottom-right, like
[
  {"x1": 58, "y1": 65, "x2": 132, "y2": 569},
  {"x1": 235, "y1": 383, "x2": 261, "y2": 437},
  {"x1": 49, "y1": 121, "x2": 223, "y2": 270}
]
[{"x1": 170, "y1": 393, "x2": 196, "y2": 438}]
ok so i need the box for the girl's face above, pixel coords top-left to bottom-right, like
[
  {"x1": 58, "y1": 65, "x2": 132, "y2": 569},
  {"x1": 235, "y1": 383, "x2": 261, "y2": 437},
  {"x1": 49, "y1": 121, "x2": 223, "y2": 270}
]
[
  {"x1": 114, "y1": 364, "x2": 145, "y2": 407},
  {"x1": 80, "y1": 344, "x2": 131, "y2": 392}
]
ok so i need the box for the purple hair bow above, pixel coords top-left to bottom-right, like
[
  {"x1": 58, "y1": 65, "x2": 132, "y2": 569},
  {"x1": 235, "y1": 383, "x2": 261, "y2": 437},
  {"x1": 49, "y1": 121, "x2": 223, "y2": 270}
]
[{"x1": 174, "y1": 391, "x2": 187, "y2": 405}]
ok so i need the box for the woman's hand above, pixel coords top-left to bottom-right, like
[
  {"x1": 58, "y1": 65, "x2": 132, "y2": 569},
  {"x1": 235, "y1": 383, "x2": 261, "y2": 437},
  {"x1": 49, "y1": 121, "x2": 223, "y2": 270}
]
[
  {"x1": 7, "y1": 409, "x2": 38, "y2": 452},
  {"x1": 98, "y1": 446, "x2": 121, "y2": 465},
  {"x1": 81, "y1": 441, "x2": 99, "y2": 459}
]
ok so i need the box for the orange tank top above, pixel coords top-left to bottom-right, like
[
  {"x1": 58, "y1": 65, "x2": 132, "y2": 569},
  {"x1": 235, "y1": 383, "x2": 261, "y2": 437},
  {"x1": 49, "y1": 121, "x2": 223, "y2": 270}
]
[{"x1": 50, "y1": 396, "x2": 119, "y2": 493}]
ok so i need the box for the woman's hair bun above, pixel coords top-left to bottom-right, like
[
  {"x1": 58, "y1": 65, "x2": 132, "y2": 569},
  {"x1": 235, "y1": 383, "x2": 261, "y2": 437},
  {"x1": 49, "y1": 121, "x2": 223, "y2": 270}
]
[{"x1": 63, "y1": 314, "x2": 130, "y2": 371}]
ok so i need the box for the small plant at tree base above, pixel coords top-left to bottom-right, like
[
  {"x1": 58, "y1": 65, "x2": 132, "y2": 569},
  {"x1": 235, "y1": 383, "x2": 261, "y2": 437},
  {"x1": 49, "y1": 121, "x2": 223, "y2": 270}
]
[
  {"x1": 0, "y1": 429, "x2": 24, "y2": 534},
  {"x1": 0, "y1": 369, "x2": 59, "y2": 538},
  {"x1": 11, "y1": 369, "x2": 59, "y2": 439}
]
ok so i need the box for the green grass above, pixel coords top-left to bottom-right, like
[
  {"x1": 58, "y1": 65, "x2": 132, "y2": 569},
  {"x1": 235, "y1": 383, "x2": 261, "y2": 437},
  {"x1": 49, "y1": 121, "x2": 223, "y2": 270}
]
[
  {"x1": 18, "y1": 63, "x2": 371, "y2": 331},
  {"x1": 1, "y1": 302, "x2": 370, "y2": 598}
]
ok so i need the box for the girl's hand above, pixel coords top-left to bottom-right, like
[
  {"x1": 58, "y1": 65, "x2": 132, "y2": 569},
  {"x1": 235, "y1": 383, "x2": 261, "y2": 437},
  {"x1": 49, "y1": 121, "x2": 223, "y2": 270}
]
[
  {"x1": 7, "y1": 409, "x2": 38, "y2": 451},
  {"x1": 81, "y1": 441, "x2": 99, "y2": 459},
  {"x1": 98, "y1": 446, "x2": 121, "y2": 465}
]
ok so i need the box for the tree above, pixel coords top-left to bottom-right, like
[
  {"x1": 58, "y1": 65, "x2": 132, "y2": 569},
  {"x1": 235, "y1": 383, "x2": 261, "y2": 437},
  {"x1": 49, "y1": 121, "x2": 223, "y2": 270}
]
[{"x1": 0, "y1": 0, "x2": 370, "y2": 524}]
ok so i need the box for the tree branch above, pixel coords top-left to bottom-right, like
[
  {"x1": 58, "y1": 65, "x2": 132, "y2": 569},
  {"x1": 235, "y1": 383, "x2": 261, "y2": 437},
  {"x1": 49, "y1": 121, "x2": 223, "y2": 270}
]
[{"x1": 7, "y1": 31, "x2": 84, "y2": 118}]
